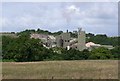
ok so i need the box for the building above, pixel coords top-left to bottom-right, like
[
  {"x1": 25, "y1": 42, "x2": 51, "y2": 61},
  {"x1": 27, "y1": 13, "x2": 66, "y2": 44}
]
[
  {"x1": 30, "y1": 33, "x2": 56, "y2": 48},
  {"x1": 77, "y1": 28, "x2": 86, "y2": 51},
  {"x1": 0, "y1": 32, "x2": 18, "y2": 38},
  {"x1": 30, "y1": 33, "x2": 48, "y2": 43},
  {"x1": 56, "y1": 28, "x2": 86, "y2": 51},
  {"x1": 86, "y1": 42, "x2": 101, "y2": 51},
  {"x1": 86, "y1": 42, "x2": 114, "y2": 51},
  {"x1": 47, "y1": 35, "x2": 56, "y2": 47},
  {"x1": 30, "y1": 28, "x2": 114, "y2": 51},
  {"x1": 56, "y1": 30, "x2": 70, "y2": 48}
]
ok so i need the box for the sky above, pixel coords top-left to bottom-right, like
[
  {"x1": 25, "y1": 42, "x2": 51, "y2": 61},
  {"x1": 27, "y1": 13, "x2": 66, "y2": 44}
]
[{"x1": 1, "y1": 2, "x2": 118, "y2": 36}]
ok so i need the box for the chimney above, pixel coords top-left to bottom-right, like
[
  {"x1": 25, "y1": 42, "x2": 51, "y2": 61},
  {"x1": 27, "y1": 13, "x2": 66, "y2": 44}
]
[
  {"x1": 78, "y1": 28, "x2": 82, "y2": 35},
  {"x1": 67, "y1": 30, "x2": 68, "y2": 33}
]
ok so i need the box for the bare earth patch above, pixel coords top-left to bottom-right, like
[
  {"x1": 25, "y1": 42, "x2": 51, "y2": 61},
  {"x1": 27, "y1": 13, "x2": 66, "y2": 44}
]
[{"x1": 2, "y1": 60, "x2": 118, "y2": 79}]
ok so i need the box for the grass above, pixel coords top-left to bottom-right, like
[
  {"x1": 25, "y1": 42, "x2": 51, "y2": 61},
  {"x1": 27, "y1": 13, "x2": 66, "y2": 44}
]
[{"x1": 2, "y1": 60, "x2": 118, "y2": 79}]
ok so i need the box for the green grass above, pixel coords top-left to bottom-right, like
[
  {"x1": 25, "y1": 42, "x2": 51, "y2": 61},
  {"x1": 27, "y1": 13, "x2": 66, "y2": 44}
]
[{"x1": 2, "y1": 60, "x2": 118, "y2": 79}]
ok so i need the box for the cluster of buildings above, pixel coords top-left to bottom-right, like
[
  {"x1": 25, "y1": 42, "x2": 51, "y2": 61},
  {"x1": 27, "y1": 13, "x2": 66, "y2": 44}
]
[
  {"x1": 1, "y1": 28, "x2": 114, "y2": 51},
  {"x1": 30, "y1": 28, "x2": 114, "y2": 51}
]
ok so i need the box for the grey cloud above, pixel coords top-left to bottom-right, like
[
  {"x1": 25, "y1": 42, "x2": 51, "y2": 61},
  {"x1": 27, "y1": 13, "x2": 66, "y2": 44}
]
[{"x1": 2, "y1": 2, "x2": 118, "y2": 36}]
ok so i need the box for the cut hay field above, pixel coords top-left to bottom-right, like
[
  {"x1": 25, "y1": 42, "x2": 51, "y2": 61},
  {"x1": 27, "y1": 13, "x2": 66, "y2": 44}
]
[{"x1": 2, "y1": 60, "x2": 118, "y2": 79}]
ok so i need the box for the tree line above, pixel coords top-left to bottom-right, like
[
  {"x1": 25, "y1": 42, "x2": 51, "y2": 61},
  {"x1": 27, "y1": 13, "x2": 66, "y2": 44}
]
[
  {"x1": 2, "y1": 33, "x2": 120, "y2": 62},
  {"x1": 17, "y1": 29, "x2": 119, "y2": 46}
]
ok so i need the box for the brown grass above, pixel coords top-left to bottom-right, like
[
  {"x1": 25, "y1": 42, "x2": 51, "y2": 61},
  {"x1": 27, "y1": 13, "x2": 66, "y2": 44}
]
[{"x1": 2, "y1": 60, "x2": 118, "y2": 79}]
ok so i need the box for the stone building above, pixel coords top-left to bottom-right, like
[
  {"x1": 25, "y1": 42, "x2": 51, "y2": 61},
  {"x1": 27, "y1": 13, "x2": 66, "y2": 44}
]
[
  {"x1": 47, "y1": 35, "x2": 56, "y2": 47},
  {"x1": 30, "y1": 33, "x2": 48, "y2": 43},
  {"x1": 77, "y1": 28, "x2": 86, "y2": 51},
  {"x1": 30, "y1": 28, "x2": 87, "y2": 51},
  {"x1": 30, "y1": 28, "x2": 114, "y2": 51},
  {"x1": 56, "y1": 30, "x2": 70, "y2": 48},
  {"x1": 30, "y1": 33, "x2": 56, "y2": 48},
  {"x1": 56, "y1": 28, "x2": 86, "y2": 51}
]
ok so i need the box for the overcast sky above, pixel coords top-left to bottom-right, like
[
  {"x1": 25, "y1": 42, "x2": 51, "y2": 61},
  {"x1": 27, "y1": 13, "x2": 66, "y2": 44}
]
[{"x1": 1, "y1": 2, "x2": 118, "y2": 36}]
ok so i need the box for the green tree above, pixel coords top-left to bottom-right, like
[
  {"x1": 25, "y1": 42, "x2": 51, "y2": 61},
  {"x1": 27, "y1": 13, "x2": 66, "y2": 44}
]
[
  {"x1": 110, "y1": 46, "x2": 120, "y2": 59},
  {"x1": 89, "y1": 47, "x2": 113, "y2": 59}
]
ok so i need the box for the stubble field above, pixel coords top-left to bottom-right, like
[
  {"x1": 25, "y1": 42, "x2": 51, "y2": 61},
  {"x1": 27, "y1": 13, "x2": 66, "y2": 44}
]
[{"x1": 2, "y1": 60, "x2": 118, "y2": 79}]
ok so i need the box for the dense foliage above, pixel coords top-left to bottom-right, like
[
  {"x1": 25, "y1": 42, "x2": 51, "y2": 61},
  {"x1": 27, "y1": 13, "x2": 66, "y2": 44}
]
[
  {"x1": 17, "y1": 28, "x2": 63, "y2": 36},
  {"x1": 2, "y1": 32, "x2": 120, "y2": 62}
]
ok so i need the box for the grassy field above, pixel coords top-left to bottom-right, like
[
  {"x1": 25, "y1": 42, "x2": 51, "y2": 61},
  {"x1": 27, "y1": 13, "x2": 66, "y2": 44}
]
[{"x1": 2, "y1": 60, "x2": 118, "y2": 79}]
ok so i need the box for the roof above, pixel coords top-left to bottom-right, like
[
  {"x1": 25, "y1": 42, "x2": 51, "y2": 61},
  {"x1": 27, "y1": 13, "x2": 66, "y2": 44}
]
[
  {"x1": 30, "y1": 34, "x2": 48, "y2": 39},
  {"x1": 86, "y1": 42, "x2": 101, "y2": 47},
  {"x1": 48, "y1": 35, "x2": 56, "y2": 40}
]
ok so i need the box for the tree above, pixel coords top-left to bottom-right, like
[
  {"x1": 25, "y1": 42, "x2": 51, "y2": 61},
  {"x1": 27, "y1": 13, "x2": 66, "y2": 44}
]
[
  {"x1": 110, "y1": 46, "x2": 120, "y2": 59},
  {"x1": 82, "y1": 49, "x2": 91, "y2": 59},
  {"x1": 61, "y1": 49, "x2": 86, "y2": 60},
  {"x1": 89, "y1": 47, "x2": 113, "y2": 59}
]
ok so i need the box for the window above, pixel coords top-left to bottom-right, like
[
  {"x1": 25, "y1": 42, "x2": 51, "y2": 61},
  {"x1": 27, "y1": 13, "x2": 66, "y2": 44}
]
[{"x1": 65, "y1": 40, "x2": 69, "y2": 42}]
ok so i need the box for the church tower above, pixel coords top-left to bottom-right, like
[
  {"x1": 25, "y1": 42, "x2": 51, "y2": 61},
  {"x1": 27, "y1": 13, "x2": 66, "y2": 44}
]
[{"x1": 77, "y1": 28, "x2": 86, "y2": 51}]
